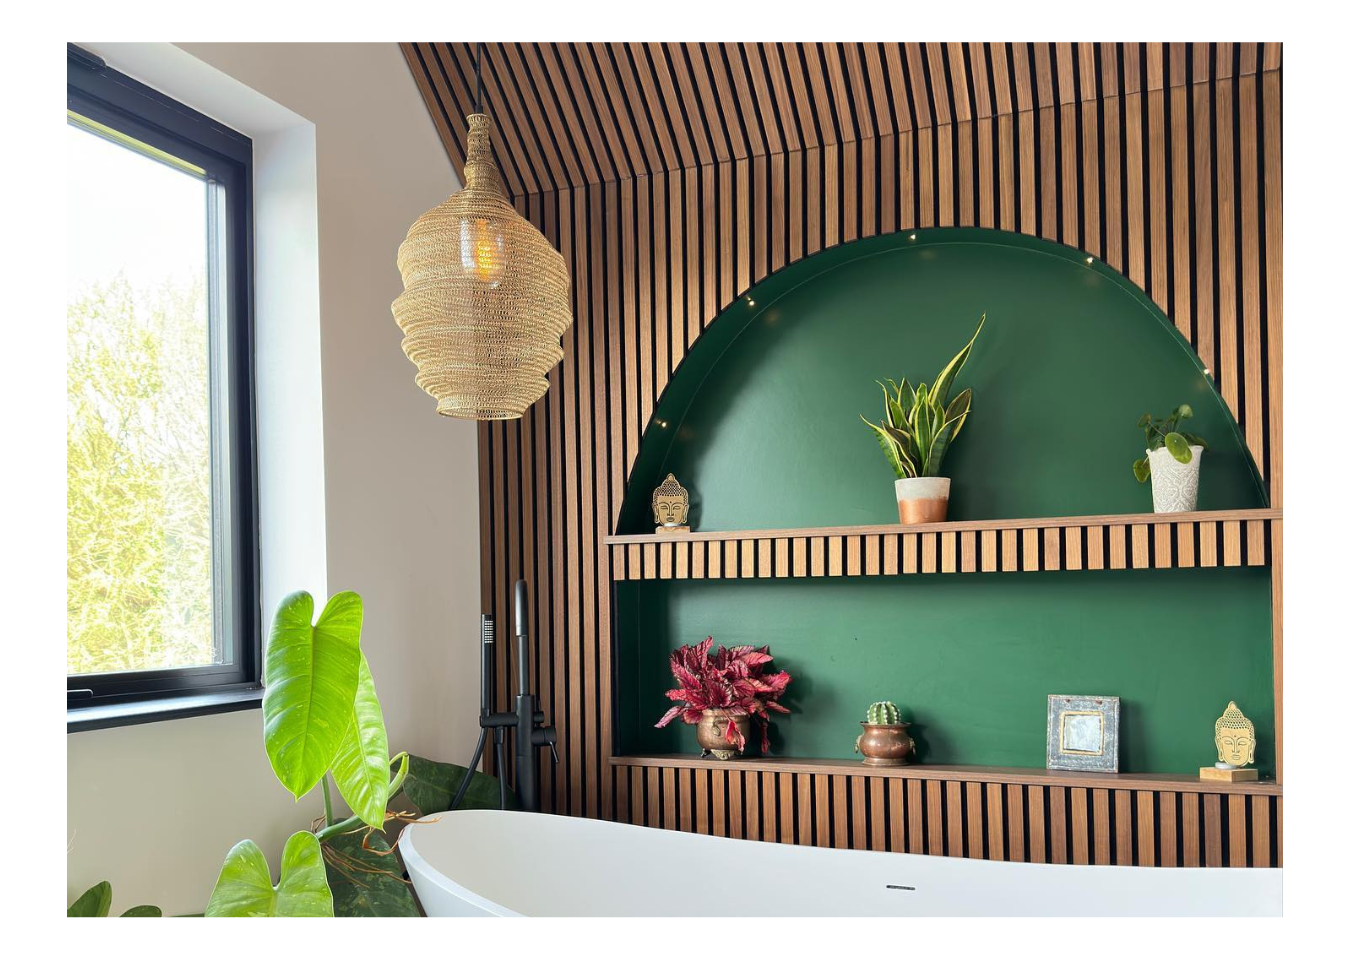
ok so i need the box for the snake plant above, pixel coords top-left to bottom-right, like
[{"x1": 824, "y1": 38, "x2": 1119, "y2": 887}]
[
  {"x1": 1132, "y1": 405, "x2": 1208, "y2": 482},
  {"x1": 861, "y1": 314, "x2": 985, "y2": 479}
]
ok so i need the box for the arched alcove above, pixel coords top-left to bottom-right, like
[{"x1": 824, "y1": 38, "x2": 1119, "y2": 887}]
[
  {"x1": 618, "y1": 228, "x2": 1265, "y2": 534},
  {"x1": 614, "y1": 229, "x2": 1273, "y2": 774}
]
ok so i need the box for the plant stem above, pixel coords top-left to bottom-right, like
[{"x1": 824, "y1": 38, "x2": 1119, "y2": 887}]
[
  {"x1": 313, "y1": 753, "x2": 410, "y2": 844},
  {"x1": 322, "y1": 774, "x2": 335, "y2": 827}
]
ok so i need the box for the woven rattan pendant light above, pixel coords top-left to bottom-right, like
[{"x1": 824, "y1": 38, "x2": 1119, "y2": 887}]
[{"x1": 392, "y1": 44, "x2": 572, "y2": 420}]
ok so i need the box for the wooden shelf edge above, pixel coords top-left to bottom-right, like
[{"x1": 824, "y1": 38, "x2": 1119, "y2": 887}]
[
  {"x1": 605, "y1": 508, "x2": 1280, "y2": 545},
  {"x1": 609, "y1": 754, "x2": 1282, "y2": 797}
]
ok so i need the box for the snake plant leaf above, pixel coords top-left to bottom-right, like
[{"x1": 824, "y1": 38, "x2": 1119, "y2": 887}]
[
  {"x1": 945, "y1": 388, "x2": 973, "y2": 440},
  {"x1": 400, "y1": 755, "x2": 518, "y2": 813},
  {"x1": 897, "y1": 378, "x2": 915, "y2": 418},
  {"x1": 119, "y1": 905, "x2": 162, "y2": 917},
  {"x1": 206, "y1": 832, "x2": 333, "y2": 917},
  {"x1": 323, "y1": 829, "x2": 420, "y2": 917},
  {"x1": 1164, "y1": 431, "x2": 1193, "y2": 463},
  {"x1": 924, "y1": 417, "x2": 960, "y2": 477},
  {"x1": 862, "y1": 416, "x2": 905, "y2": 479},
  {"x1": 68, "y1": 881, "x2": 112, "y2": 917},
  {"x1": 1133, "y1": 458, "x2": 1151, "y2": 483},
  {"x1": 883, "y1": 424, "x2": 919, "y2": 477},
  {"x1": 263, "y1": 591, "x2": 364, "y2": 800},
  {"x1": 930, "y1": 313, "x2": 985, "y2": 405},
  {"x1": 878, "y1": 382, "x2": 900, "y2": 430},
  {"x1": 329, "y1": 653, "x2": 390, "y2": 829}
]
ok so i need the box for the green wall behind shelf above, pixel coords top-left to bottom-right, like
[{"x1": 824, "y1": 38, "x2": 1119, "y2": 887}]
[
  {"x1": 612, "y1": 229, "x2": 1273, "y2": 777},
  {"x1": 618, "y1": 229, "x2": 1265, "y2": 534},
  {"x1": 616, "y1": 568, "x2": 1275, "y2": 777}
]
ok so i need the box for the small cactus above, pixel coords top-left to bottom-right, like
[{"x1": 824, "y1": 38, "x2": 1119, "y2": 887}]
[{"x1": 866, "y1": 701, "x2": 901, "y2": 725}]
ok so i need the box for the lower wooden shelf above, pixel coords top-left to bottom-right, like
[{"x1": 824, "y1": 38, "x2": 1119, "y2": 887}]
[{"x1": 609, "y1": 754, "x2": 1281, "y2": 797}]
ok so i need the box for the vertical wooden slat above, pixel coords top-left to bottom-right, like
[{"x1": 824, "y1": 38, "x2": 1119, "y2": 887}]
[
  {"x1": 1070, "y1": 787, "x2": 1089, "y2": 865},
  {"x1": 1159, "y1": 792, "x2": 1178, "y2": 867},
  {"x1": 1182, "y1": 792, "x2": 1201, "y2": 866},
  {"x1": 1228, "y1": 794, "x2": 1248, "y2": 867},
  {"x1": 1199, "y1": 793, "x2": 1228, "y2": 868},
  {"x1": 965, "y1": 781, "x2": 984, "y2": 860}
]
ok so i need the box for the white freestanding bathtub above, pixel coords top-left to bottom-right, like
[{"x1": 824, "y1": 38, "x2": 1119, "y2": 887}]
[{"x1": 402, "y1": 809, "x2": 1281, "y2": 917}]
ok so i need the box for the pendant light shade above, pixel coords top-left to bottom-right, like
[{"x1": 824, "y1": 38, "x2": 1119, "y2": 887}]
[{"x1": 392, "y1": 113, "x2": 572, "y2": 419}]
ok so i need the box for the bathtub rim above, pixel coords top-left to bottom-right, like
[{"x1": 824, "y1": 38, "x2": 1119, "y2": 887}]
[{"x1": 401, "y1": 812, "x2": 523, "y2": 917}]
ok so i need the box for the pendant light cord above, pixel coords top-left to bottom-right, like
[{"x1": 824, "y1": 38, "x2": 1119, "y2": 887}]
[{"x1": 474, "y1": 41, "x2": 484, "y2": 114}]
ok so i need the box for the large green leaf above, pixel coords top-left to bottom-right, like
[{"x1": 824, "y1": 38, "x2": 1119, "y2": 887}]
[
  {"x1": 206, "y1": 832, "x2": 334, "y2": 917},
  {"x1": 400, "y1": 755, "x2": 517, "y2": 814},
  {"x1": 120, "y1": 905, "x2": 162, "y2": 917},
  {"x1": 323, "y1": 829, "x2": 420, "y2": 917},
  {"x1": 329, "y1": 653, "x2": 390, "y2": 829},
  {"x1": 930, "y1": 312, "x2": 986, "y2": 405},
  {"x1": 68, "y1": 881, "x2": 112, "y2": 917},
  {"x1": 263, "y1": 591, "x2": 364, "y2": 799}
]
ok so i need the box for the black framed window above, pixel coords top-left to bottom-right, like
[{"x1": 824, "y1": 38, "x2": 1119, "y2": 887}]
[{"x1": 66, "y1": 46, "x2": 259, "y2": 728}]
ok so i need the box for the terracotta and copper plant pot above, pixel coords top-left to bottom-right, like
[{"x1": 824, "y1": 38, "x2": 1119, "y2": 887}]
[
  {"x1": 895, "y1": 477, "x2": 950, "y2": 524},
  {"x1": 857, "y1": 721, "x2": 915, "y2": 766},
  {"x1": 697, "y1": 709, "x2": 754, "y2": 760}
]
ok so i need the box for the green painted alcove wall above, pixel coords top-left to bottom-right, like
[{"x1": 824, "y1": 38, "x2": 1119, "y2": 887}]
[
  {"x1": 613, "y1": 228, "x2": 1273, "y2": 776},
  {"x1": 616, "y1": 569, "x2": 1275, "y2": 776},
  {"x1": 618, "y1": 228, "x2": 1266, "y2": 533}
]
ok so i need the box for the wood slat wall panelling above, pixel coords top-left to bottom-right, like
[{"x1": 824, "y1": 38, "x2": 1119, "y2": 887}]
[{"x1": 403, "y1": 42, "x2": 1281, "y2": 864}]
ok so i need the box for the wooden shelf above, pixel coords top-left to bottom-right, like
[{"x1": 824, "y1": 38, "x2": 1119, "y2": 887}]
[
  {"x1": 608, "y1": 508, "x2": 1279, "y2": 580},
  {"x1": 610, "y1": 754, "x2": 1282, "y2": 797}
]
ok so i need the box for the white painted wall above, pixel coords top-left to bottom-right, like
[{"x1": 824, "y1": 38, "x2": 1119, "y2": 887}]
[{"x1": 66, "y1": 43, "x2": 481, "y2": 916}]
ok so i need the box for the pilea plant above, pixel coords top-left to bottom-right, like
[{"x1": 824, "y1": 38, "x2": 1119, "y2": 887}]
[
  {"x1": 861, "y1": 314, "x2": 985, "y2": 479},
  {"x1": 1132, "y1": 404, "x2": 1208, "y2": 483},
  {"x1": 866, "y1": 701, "x2": 901, "y2": 725}
]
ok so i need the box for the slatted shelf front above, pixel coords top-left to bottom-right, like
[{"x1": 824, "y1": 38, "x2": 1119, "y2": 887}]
[
  {"x1": 612, "y1": 756, "x2": 1281, "y2": 868},
  {"x1": 609, "y1": 509, "x2": 1279, "y2": 580}
]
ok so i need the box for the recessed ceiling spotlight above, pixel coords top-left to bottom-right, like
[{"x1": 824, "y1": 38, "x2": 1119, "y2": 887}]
[
  {"x1": 747, "y1": 298, "x2": 756, "y2": 306},
  {"x1": 1086, "y1": 256, "x2": 1095, "y2": 264},
  {"x1": 909, "y1": 233, "x2": 917, "y2": 240}
]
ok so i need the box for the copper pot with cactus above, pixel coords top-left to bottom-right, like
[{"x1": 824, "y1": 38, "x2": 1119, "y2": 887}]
[{"x1": 854, "y1": 701, "x2": 915, "y2": 766}]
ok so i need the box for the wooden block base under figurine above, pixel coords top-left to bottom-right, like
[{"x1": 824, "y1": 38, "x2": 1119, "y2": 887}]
[
  {"x1": 1199, "y1": 766, "x2": 1258, "y2": 782},
  {"x1": 654, "y1": 525, "x2": 690, "y2": 535}
]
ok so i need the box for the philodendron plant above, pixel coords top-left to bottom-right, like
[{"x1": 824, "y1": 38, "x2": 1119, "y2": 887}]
[
  {"x1": 206, "y1": 590, "x2": 407, "y2": 918},
  {"x1": 861, "y1": 314, "x2": 985, "y2": 479},
  {"x1": 1131, "y1": 405, "x2": 1207, "y2": 482}
]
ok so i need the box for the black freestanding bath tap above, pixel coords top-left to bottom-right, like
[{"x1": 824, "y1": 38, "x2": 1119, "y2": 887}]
[{"x1": 452, "y1": 580, "x2": 556, "y2": 813}]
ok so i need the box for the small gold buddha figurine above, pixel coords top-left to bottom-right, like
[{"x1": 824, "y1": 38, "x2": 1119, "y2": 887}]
[
  {"x1": 652, "y1": 473, "x2": 690, "y2": 534},
  {"x1": 1199, "y1": 701, "x2": 1258, "y2": 782}
]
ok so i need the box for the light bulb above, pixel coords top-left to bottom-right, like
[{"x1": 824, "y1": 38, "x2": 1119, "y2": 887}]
[{"x1": 461, "y1": 216, "x2": 506, "y2": 286}]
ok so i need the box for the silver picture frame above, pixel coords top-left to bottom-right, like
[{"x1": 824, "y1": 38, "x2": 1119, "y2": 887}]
[{"x1": 1046, "y1": 695, "x2": 1120, "y2": 773}]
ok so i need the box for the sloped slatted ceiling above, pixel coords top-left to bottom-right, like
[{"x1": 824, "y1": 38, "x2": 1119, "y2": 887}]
[{"x1": 401, "y1": 41, "x2": 1282, "y2": 862}]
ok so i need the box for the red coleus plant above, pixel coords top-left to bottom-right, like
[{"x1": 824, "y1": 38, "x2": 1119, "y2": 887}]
[{"x1": 654, "y1": 637, "x2": 792, "y2": 752}]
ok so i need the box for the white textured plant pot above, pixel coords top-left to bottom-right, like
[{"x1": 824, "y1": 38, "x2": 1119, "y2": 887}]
[
  {"x1": 1146, "y1": 445, "x2": 1203, "y2": 513},
  {"x1": 895, "y1": 476, "x2": 951, "y2": 524}
]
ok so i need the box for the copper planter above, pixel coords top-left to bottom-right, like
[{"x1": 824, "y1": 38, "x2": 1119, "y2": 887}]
[
  {"x1": 857, "y1": 722, "x2": 915, "y2": 766},
  {"x1": 696, "y1": 709, "x2": 754, "y2": 760}
]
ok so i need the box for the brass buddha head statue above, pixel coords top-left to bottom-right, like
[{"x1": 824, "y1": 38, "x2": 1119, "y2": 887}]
[
  {"x1": 652, "y1": 473, "x2": 689, "y2": 528},
  {"x1": 1214, "y1": 701, "x2": 1256, "y2": 767}
]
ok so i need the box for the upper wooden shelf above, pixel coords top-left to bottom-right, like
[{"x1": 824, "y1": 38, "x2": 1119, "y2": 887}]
[
  {"x1": 610, "y1": 754, "x2": 1282, "y2": 797},
  {"x1": 608, "y1": 508, "x2": 1279, "y2": 580}
]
